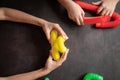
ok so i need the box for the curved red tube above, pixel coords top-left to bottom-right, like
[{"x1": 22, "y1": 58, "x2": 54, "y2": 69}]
[
  {"x1": 75, "y1": 1, "x2": 120, "y2": 28},
  {"x1": 75, "y1": 1, "x2": 98, "y2": 12},
  {"x1": 83, "y1": 16, "x2": 110, "y2": 24}
]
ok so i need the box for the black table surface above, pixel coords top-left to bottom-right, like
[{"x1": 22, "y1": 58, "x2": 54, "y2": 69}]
[{"x1": 0, "y1": 0, "x2": 120, "y2": 80}]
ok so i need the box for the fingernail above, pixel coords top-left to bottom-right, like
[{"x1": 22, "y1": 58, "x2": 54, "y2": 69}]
[{"x1": 66, "y1": 36, "x2": 69, "y2": 39}]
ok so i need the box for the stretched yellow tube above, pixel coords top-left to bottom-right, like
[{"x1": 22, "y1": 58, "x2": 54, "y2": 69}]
[{"x1": 50, "y1": 30, "x2": 67, "y2": 61}]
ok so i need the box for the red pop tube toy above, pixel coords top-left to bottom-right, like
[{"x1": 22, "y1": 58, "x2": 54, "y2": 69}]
[
  {"x1": 83, "y1": 16, "x2": 110, "y2": 24},
  {"x1": 75, "y1": 1, "x2": 120, "y2": 28}
]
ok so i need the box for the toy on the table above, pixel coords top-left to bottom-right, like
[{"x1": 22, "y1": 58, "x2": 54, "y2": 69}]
[
  {"x1": 44, "y1": 77, "x2": 50, "y2": 80},
  {"x1": 75, "y1": 0, "x2": 120, "y2": 28},
  {"x1": 50, "y1": 30, "x2": 67, "y2": 61},
  {"x1": 83, "y1": 73, "x2": 103, "y2": 80}
]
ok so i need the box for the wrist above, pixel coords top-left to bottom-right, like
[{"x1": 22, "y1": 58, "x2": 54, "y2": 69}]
[
  {"x1": 37, "y1": 18, "x2": 48, "y2": 27},
  {"x1": 112, "y1": 0, "x2": 119, "y2": 3},
  {"x1": 116, "y1": 0, "x2": 119, "y2": 3},
  {"x1": 41, "y1": 67, "x2": 51, "y2": 75}
]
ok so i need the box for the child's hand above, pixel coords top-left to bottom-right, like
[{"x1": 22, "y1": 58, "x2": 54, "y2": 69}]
[
  {"x1": 44, "y1": 49, "x2": 69, "y2": 73},
  {"x1": 42, "y1": 21, "x2": 68, "y2": 43},
  {"x1": 66, "y1": 1, "x2": 85, "y2": 25},
  {"x1": 92, "y1": 0, "x2": 119, "y2": 16}
]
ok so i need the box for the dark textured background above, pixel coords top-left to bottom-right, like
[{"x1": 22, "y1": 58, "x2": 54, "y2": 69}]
[{"x1": 0, "y1": 0, "x2": 120, "y2": 80}]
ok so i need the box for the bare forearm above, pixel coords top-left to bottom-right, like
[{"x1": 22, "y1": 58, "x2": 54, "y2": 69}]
[
  {"x1": 0, "y1": 78, "x2": 6, "y2": 80},
  {"x1": 115, "y1": 0, "x2": 119, "y2": 3},
  {"x1": 112, "y1": 0, "x2": 119, "y2": 2},
  {"x1": 0, "y1": 7, "x2": 47, "y2": 27},
  {"x1": 6, "y1": 68, "x2": 50, "y2": 80}
]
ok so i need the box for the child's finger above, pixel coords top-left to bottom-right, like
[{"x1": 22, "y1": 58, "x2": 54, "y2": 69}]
[
  {"x1": 109, "y1": 11, "x2": 113, "y2": 17},
  {"x1": 97, "y1": 6, "x2": 103, "y2": 14},
  {"x1": 76, "y1": 18, "x2": 80, "y2": 25},
  {"x1": 44, "y1": 29, "x2": 50, "y2": 41},
  {"x1": 105, "y1": 10, "x2": 110, "y2": 16},
  {"x1": 48, "y1": 54, "x2": 52, "y2": 61},
  {"x1": 81, "y1": 10, "x2": 85, "y2": 16},
  {"x1": 68, "y1": 13, "x2": 73, "y2": 21},
  {"x1": 79, "y1": 15, "x2": 84, "y2": 25},
  {"x1": 48, "y1": 50, "x2": 53, "y2": 60},
  {"x1": 101, "y1": 9, "x2": 107, "y2": 15},
  {"x1": 56, "y1": 27, "x2": 68, "y2": 40},
  {"x1": 59, "y1": 49, "x2": 69, "y2": 62}
]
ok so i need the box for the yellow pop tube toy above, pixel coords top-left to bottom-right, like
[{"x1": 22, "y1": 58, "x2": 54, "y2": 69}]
[{"x1": 50, "y1": 30, "x2": 67, "y2": 61}]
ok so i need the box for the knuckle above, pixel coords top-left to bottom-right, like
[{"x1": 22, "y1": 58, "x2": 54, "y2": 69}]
[
  {"x1": 58, "y1": 63, "x2": 62, "y2": 66},
  {"x1": 101, "y1": 5, "x2": 108, "y2": 9},
  {"x1": 59, "y1": 63, "x2": 62, "y2": 66},
  {"x1": 101, "y1": 4, "x2": 105, "y2": 7},
  {"x1": 54, "y1": 23, "x2": 59, "y2": 26}
]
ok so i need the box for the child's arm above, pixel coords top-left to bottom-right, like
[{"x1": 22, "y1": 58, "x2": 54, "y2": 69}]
[
  {"x1": 0, "y1": 7, "x2": 68, "y2": 41},
  {"x1": 92, "y1": 0, "x2": 119, "y2": 16},
  {"x1": 0, "y1": 49, "x2": 69, "y2": 80},
  {"x1": 0, "y1": 7, "x2": 44, "y2": 26},
  {"x1": 5, "y1": 68, "x2": 50, "y2": 80},
  {"x1": 0, "y1": 78, "x2": 5, "y2": 80},
  {"x1": 58, "y1": 0, "x2": 85, "y2": 25}
]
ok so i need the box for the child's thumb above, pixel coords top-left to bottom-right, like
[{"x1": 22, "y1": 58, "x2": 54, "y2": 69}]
[
  {"x1": 45, "y1": 31, "x2": 51, "y2": 43},
  {"x1": 92, "y1": 1, "x2": 102, "y2": 5}
]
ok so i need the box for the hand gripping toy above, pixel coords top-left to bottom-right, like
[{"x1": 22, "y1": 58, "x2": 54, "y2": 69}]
[
  {"x1": 83, "y1": 73, "x2": 103, "y2": 80},
  {"x1": 50, "y1": 30, "x2": 67, "y2": 61},
  {"x1": 75, "y1": 0, "x2": 120, "y2": 28}
]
